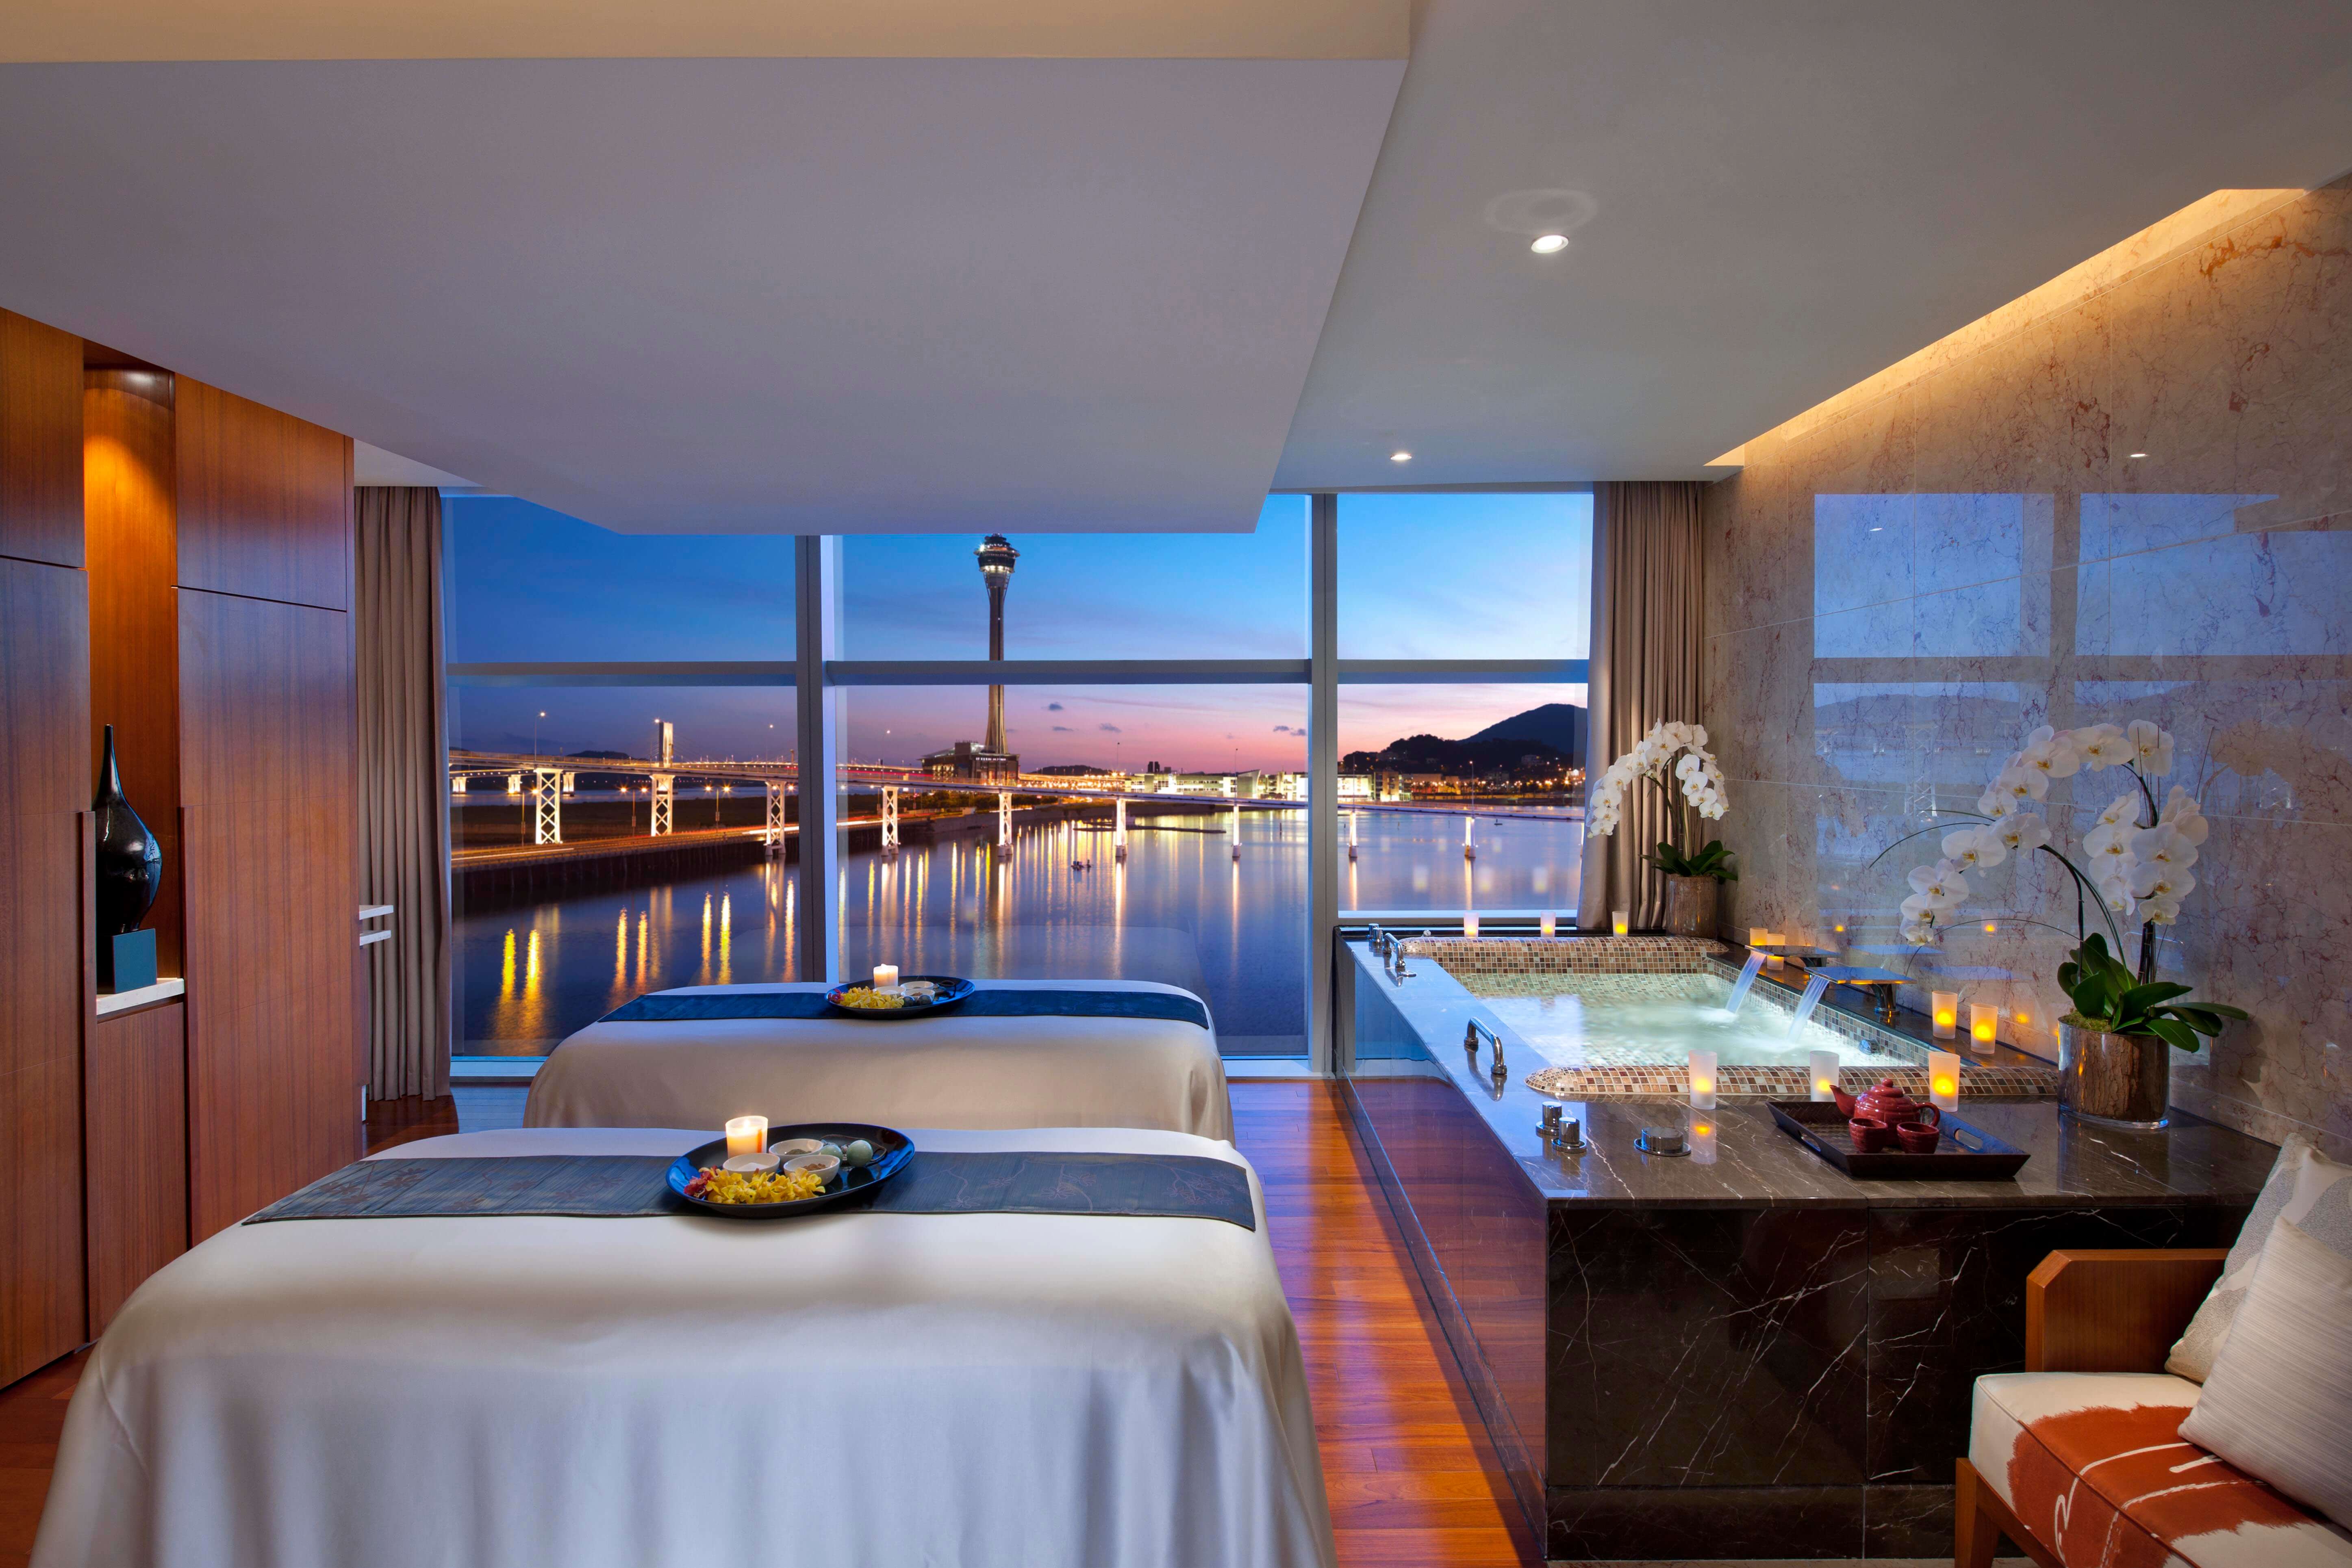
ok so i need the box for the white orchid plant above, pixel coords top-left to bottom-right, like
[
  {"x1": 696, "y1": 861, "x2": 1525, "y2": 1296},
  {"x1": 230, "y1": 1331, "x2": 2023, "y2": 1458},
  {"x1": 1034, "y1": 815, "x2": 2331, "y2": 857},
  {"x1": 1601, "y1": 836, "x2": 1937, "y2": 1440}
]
[
  {"x1": 1587, "y1": 720, "x2": 1735, "y2": 880},
  {"x1": 1879, "y1": 719, "x2": 2211, "y2": 987}
]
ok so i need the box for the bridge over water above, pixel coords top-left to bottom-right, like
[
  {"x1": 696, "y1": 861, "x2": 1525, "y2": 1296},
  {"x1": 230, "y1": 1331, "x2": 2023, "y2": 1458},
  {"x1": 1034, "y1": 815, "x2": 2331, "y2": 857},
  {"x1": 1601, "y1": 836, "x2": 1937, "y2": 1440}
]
[{"x1": 449, "y1": 749, "x2": 1579, "y2": 861}]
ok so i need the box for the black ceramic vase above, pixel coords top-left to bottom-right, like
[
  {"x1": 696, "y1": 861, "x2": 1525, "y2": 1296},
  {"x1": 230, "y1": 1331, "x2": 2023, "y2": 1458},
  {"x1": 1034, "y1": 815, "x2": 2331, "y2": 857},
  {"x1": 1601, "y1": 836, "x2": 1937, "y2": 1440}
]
[{"x1": 93, "y1": 723, "x2": 161, "y2": 938}]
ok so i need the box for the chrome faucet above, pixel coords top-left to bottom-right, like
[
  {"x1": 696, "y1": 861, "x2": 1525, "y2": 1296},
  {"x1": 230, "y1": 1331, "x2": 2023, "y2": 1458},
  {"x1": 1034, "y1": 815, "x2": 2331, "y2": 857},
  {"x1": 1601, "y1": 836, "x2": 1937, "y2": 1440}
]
[
  {"x1": 1386, "y1": 935, "x2": 1413, "y2": 982},
  {"x1": 1465, "y1": 1019, "x2": 1505, "y2": 1086},
  {"x1": 1366, "y1": 924, "x2": 1389, "y2": 959}
]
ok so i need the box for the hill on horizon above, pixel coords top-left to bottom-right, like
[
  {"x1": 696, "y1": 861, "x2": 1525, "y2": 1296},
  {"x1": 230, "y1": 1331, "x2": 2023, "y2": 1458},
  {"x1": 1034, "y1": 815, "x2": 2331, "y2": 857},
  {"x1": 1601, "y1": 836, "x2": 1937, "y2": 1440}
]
[{"x1": 1343, "y1": 699, "x2": 1587, "y2": 776}]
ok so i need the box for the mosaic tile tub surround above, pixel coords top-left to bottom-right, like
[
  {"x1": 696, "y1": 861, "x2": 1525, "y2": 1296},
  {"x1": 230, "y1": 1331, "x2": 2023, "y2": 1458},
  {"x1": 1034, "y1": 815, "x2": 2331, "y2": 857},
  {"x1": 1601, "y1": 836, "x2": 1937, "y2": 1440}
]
[{"x1": 1398, "y1": 936, "x2": 2056, "y2": 1100}]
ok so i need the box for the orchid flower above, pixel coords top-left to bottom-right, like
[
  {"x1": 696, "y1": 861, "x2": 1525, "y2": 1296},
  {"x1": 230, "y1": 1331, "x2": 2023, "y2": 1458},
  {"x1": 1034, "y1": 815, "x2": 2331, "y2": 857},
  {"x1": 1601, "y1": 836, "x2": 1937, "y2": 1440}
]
[
  {"x1": 1942, "y1": 825, "x2": 2005, "y2": 870},
  {"x1": 2126, "y1": 719, "x2": 2175, "y2": 777},
  {"x1": 1907, "y1": 860, "x2": 1969, "y2": 907},
  {"x1": 2095, "y1": 790, "x2": 2144, "y2": 830},
  {"x1": 2160, "y1": 786, "x2": 2210, "y2": 845},
  {"x1": 2018, "y1": 726, "x2": 2083, "y2": 780},
  {"x1": 2131, "y1": 822, "x2": 2200, "y2": 877},
  {"x1": 1991, "y1": 812, "x2": 2050, "y2": 854},
  {"x1": 2071, "y1": 724, "x2": 2129, "y2": 769},
  {"x1": 2130, "y1": 861, "x2": 2195, "y2": 904},
  {"x1": 1987, "y1": 767, "x2": 2048, "y2": 810}
]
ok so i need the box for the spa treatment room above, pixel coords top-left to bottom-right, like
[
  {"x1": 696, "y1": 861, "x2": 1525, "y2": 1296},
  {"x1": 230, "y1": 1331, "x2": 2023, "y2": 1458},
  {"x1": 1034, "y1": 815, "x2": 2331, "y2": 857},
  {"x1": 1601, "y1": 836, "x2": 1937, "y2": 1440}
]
[{"x1": 2, "y1": 5, "x2": 2348, "y2": 1567}]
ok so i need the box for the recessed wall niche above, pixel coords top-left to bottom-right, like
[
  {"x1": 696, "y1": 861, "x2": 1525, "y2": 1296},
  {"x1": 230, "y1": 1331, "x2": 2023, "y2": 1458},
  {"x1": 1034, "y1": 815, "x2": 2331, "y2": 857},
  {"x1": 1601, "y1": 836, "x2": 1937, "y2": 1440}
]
[{"x1": 83, "y1": 360, "x2": 182, "y2": 980}]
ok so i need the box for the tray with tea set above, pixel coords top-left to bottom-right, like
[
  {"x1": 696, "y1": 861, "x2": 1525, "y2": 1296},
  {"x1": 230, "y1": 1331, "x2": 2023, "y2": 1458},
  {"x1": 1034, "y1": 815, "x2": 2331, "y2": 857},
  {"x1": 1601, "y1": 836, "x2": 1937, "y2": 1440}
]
[{"x1": 1768, "y1": 1079, "x2": 2028, "y2": 1181}]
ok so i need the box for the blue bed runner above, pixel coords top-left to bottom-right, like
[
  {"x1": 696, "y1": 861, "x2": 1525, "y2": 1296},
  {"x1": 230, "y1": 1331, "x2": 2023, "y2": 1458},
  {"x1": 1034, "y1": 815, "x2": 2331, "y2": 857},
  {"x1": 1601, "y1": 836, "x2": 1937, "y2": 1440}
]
[
  {"x1": 245, "y1": 1150, "x2": 1254, "y2": 1229},
  {"x1": 598, "y1": 986, "x2": 1210, "y2": 1030}
]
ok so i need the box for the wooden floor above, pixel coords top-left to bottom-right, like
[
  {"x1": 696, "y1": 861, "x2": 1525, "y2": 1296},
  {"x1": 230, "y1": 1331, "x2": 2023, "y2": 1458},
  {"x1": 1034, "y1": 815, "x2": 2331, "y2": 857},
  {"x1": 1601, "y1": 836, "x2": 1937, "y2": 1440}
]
[{"x1": 0, "y1": 1082, "x2": 1531, "y2": 1568}]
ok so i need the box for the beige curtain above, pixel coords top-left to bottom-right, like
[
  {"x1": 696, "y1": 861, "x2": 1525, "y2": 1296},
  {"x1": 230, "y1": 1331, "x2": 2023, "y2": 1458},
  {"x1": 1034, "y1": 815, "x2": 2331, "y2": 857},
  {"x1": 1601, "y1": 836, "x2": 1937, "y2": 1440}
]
[
  {"x1": 1577, "y1": 481, "x2": 1708, "y2": 931},
  {"x1": 356, "y1": 487, "x2": 452, "y2": 1099}
]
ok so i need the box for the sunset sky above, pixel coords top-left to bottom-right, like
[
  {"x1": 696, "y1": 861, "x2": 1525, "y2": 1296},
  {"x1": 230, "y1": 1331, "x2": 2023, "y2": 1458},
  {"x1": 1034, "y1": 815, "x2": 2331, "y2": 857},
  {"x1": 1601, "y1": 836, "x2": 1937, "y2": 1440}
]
[{"x1": 445, "y1": 491, "x2": 1591, "y2": 771}]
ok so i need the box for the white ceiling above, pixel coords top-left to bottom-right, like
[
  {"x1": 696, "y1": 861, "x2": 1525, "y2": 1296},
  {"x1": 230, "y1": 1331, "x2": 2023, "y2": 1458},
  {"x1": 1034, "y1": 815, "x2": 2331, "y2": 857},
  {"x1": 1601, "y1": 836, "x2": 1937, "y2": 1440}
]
[
  {"x1": 5, "y1": 2, "x2": 2352, "y2": 524},
  {"x1": 0, "y1": 55, "x2": 1402, "y2": 532},
  {"x1": 1276, "y1": 0, "x2": 2352, "y2": 487}
]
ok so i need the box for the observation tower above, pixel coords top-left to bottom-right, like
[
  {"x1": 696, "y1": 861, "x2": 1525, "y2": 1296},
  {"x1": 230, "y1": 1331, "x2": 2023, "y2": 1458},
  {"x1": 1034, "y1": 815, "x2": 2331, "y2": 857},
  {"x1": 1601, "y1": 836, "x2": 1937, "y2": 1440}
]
[{"x1": 976, "y1": 534, "x2": 1018, "y2": 753}]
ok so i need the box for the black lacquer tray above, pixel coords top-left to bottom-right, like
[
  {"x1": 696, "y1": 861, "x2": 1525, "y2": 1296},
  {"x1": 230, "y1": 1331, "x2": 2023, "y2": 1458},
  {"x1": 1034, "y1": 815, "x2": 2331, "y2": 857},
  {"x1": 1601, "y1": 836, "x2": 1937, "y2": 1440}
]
[
  {"x1": 822, "y1": 975, "x2": 977, "y2": 1018},
  {"x1": 1768, "y1": 1100, "x2": 2029, "y2": 1181},
  {"x1": 667, "y1": 1122, "x2": 914, "y2": 1218}
]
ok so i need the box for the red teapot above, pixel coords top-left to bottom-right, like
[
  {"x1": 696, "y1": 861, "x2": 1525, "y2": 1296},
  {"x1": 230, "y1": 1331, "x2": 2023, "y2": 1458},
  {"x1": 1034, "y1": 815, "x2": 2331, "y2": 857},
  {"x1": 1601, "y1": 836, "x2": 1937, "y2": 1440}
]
[{"x1": 1833, "y1": 1077, "x2": 1939, "y2": 1127}]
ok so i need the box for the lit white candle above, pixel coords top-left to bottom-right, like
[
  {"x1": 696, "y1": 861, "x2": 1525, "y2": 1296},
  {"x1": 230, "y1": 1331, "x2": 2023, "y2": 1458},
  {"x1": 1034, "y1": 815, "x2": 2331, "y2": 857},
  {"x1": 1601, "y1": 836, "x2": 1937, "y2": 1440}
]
[
  {"x1": 1764, "y1": 931, "x2": 1785, "y2": 968},
  {"x1": 1970, "y1": 1004, "x2": 1999, "y2": 1054},
  {"x1": 1809, "y1": 1050, "x2": 1839, "y2": 1103},
  {"x1": 1749, "y1": 927, "x2": 1770, "y2": 946},
  {"x1": 1611, "y1": 909, "x2": 1630, "y2": 936},
  {"x1": 1688, "y1": 1048, "x2": 1717, "y2": 1110},
  {"x1": 1539, "y1": 912, "x2": 1557, "y2": 938},
  {"x1": 1928, "y1": 1051, "x2": 1962, "y2": 1113},
  {"x1": 1462, "y1": 913, "x2": 1479, "y2": 938},
  {"x1": 872, "y1": 964, "x2": 899, "y2": 989},
  {"x1": 724, "y1": 1114, "x2": 768, "y2": 1158},
  {"x1": 1931, "y1": 991, "x2": 1959, "y2": 1039}
]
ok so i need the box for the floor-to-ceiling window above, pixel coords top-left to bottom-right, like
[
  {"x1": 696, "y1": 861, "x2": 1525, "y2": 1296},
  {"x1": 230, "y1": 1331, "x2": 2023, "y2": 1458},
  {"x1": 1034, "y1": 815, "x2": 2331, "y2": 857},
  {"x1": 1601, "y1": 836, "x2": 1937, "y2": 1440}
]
[
  {"x1": 1336, "y1": 491, "x2": 1593, "y2": 921},
  {"x1": 441, "y1": 489, "x2": 1589, "y2": 1068}
]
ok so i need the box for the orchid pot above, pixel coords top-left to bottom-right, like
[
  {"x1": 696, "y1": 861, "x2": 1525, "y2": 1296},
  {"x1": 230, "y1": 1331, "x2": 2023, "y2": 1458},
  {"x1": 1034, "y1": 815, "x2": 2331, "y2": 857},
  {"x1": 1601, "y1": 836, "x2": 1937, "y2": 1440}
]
[
  {"x1": 1661, "y1": 875, "x2": 1720, "y2": 940},
  {"x1": 2057, "y1": 1023, "x2": 2170, "y2": 1130}
]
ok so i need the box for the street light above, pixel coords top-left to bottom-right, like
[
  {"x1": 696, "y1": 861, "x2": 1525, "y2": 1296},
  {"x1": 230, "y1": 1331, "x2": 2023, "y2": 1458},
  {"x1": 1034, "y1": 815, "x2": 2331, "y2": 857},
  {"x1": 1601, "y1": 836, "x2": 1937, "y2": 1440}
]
[{"x1": 533, "y1": 710, "x2": 546, "y2": 761}]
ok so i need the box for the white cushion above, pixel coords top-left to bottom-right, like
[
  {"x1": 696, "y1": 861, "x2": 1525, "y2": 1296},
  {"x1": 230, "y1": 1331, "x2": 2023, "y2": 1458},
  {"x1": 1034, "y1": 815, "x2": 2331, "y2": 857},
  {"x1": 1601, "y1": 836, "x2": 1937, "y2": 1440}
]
[
  {"x1": 2170, "y1": 1135, "x2": 2352, "y2": 1381},
  {"x1": 2179, "y1": 1219, "x2": 2352, "y2": 1530}
]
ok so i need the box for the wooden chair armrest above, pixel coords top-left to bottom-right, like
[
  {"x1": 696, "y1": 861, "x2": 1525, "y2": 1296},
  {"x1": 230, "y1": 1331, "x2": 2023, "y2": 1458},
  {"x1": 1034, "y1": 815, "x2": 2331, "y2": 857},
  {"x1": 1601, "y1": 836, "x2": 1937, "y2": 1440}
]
[{"x1": 2026, "y1": 1249, "x2": 2228, "y2": 1373}]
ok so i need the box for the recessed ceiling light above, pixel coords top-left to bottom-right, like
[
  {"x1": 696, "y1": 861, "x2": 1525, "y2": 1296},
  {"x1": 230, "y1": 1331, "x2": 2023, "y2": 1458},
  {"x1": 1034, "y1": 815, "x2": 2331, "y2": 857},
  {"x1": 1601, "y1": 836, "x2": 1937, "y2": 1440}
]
[
  {"x1": 1530, "y1": 233, "x2": 1570, "y2": 254},
  {"x1": 1390, "y1": 450, "x2": 1412, "y2": 463},
  {"x1": 2128, "y1": 452, "x2": 2148, "y2": 458}
]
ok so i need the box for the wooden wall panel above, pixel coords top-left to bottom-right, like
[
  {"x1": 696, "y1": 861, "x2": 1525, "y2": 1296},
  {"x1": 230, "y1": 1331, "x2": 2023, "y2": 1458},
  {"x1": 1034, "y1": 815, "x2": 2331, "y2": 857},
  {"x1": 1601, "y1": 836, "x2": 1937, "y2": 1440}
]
[
  {"x1": 180, "y1": 589, "x2": 359, "y2": 1240},
  {"x1": 175, "y1": 378, "x2": 351, "y2": 611},
  {"x1": 84, "y1": 371, "x2": 183, "y2": 978},
  {"x1": 1, "y1": 310, "x2": 82, "y2": 569},
  {"x1": 83, "y1": 1001, "x2": 188, "y2": 1333},
  {"x1": 0, "y1": 557, "x2": 89, "y2": 1382}
]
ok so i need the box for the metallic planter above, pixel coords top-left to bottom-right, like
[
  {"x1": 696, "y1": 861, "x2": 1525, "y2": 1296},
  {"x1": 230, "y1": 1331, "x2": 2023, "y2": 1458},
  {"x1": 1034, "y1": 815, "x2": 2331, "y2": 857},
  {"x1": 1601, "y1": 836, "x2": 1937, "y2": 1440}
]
[
  {"x1": 2058, "y1": 1023, "x2": 2171, "y2": 1129},
  {"x1": 1661, "y1": 875, "x2": 1720, "y2": 940}
]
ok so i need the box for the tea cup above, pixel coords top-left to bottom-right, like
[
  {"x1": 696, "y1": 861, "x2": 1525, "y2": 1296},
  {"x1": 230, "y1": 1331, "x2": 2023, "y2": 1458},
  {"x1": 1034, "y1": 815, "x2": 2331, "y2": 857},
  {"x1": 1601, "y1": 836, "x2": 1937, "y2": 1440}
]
[{"x1": 1847, "y1": 1116, "x2": 1894, "y2": 1152}]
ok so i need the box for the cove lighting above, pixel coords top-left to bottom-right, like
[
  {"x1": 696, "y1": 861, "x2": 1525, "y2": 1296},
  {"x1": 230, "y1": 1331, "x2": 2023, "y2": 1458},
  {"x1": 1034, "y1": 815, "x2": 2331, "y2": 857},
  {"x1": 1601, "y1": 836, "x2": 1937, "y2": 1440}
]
[
  {"x1": 1530, "y1": 233, "x2": 1569, "y2": 254},
  {"x1": 1390, "y1": 450, "x2": 1412, "y2": 463},
  {"x1": 2129, "y1": 452, "x2": 2149, "y2": 458}
]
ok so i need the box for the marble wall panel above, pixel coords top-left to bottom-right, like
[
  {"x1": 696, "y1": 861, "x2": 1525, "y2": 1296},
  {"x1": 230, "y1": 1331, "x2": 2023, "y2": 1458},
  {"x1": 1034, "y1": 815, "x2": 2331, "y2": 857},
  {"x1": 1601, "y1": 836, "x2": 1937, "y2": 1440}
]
[
  {"x1": 1704, "y1": 176, "x2": 2352, "y2": 1156},
  {"x1": 1863, "y1": 1203, "x2": 2245, "y2": 1487},
  {"x1": 1546, "y1": 1207, "x2": 1869, "y2": 1490}
]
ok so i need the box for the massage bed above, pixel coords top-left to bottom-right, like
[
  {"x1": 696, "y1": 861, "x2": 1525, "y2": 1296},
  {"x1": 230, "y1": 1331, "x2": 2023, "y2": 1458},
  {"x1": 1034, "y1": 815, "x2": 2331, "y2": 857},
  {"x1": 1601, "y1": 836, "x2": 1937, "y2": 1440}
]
[
  {"x1": 33, "y1": 1124, "x2": 1331, "y2": 1568},
  {"x1": 522, "y1": 978, "x2": 1234, "y2": 1140}
]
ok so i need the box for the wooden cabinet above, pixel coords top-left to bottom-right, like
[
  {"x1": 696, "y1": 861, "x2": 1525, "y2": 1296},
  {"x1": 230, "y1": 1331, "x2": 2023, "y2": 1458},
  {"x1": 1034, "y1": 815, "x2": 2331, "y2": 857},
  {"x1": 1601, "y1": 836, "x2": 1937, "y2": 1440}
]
[
  {"x1": 0, "y1": 556, "x2": 90, "y2": 1386},
  {"x1": 0, "y1": 309, "x2": 82, "y2": 570},
  {"x1": 176, "y1": 378, "x2": 352, "y2": 611},
  {"x1": 176, "y1": 378, "x2": 358, "y2": 1243},
  {"x1": 84, "y1": 1001, "x2": 189, "y2": 1333},
  {"x1": 3, "y1": 319, "x2": 366, "y2": 1379},
  {"x1": 180, "y1": 591, "x2": 361, "y2": 1240}
]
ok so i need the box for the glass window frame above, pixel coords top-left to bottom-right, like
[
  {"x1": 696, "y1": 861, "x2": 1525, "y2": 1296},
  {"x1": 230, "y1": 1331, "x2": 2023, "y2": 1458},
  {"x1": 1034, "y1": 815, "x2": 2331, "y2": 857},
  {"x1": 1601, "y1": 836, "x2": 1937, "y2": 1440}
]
[{"x1": 446, "y1": 485, "x2": 1593, "y2": 1073}]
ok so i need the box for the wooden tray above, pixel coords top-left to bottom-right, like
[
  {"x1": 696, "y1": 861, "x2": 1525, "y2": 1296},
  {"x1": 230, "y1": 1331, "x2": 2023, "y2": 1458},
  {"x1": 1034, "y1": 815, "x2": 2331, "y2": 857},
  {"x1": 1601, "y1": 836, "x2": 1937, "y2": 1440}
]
[{"x1": 1768, "y1": 1100, "x2": 2028, "y2": 1181}]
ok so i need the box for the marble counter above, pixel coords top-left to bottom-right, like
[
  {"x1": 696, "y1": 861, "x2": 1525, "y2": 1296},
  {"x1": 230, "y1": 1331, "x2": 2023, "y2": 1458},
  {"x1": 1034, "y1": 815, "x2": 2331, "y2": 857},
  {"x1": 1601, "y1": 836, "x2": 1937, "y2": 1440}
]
[{"x1": 1340, "y1": 941, "x2": 2272, "y2": 1560}]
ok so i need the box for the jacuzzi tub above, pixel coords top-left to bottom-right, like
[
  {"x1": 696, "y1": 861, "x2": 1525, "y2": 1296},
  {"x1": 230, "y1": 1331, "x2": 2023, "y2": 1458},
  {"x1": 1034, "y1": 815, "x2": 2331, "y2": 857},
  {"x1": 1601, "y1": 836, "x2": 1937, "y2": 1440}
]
[
  {"x1": 1366, "y1": 934, "x2": 2056, "y2": 1101},
  {"x1": 1338, "y1": 932, "x2": 2265, "y2": 1561}
]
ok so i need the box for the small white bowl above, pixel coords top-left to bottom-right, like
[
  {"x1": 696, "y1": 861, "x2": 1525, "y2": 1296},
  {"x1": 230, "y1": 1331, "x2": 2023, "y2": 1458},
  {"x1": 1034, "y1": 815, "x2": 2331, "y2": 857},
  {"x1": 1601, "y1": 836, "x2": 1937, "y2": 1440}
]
[
  {"x1": 722, "y1": 1151, "x2": 781, "y2": 1174},
  {"x1": 783, "y1": 1152, "x2": 841, "y2": 1184},
  {"x1": 771, "y1": 1138, "x2": 825, "y2": 1158}
]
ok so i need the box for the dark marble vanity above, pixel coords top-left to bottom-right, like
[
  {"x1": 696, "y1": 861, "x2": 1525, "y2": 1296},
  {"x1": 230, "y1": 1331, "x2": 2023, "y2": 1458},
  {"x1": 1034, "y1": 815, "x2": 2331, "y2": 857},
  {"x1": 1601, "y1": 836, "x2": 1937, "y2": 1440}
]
[{"x1": 1339, "y1": 940, "x2": 2276, "y2": 1561}]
